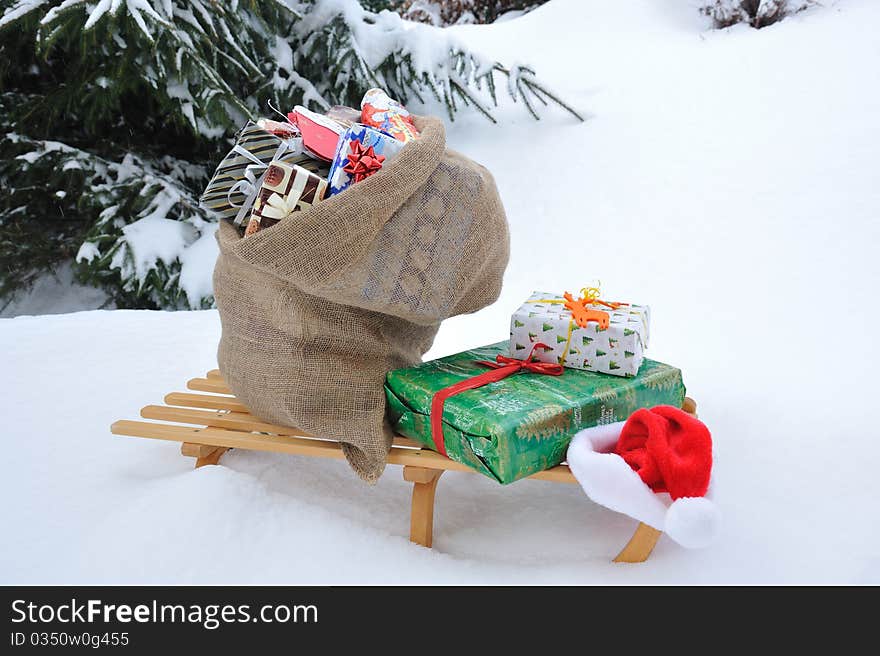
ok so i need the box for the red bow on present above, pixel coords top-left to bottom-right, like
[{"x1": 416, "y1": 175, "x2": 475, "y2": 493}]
[
  {"x1": 343, "y1": 139, "x2": 385, "y2": 183},
  {"x1": 430, "y1": 343, "x2": 564, "y2": 457}
]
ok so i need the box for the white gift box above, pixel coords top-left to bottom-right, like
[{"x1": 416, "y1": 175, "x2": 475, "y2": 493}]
[{"x1": 509, "y1": 291, "x2": 650, "y2": 378}]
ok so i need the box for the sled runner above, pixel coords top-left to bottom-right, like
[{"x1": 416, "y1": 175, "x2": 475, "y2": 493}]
[{"x1": 111, "y1": 369, "x2": 697, "y2": 563}]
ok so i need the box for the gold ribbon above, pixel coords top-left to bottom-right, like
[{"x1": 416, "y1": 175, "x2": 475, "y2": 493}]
[{"x1": 527, "y1": 285, "x2": 628, "y2": 366}]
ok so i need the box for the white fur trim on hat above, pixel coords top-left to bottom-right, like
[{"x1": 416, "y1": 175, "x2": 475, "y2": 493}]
[
  {"x1": 567, "y1": 424, "x2": 720, "y2": 549},
  {"x1": 664, "y1": 497, "x2": 720, "y2": 549}
]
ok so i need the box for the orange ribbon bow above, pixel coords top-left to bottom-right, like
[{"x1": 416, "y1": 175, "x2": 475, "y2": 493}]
[{"x1": 562, "y1": 287, "x2": 628, "y2": 330}]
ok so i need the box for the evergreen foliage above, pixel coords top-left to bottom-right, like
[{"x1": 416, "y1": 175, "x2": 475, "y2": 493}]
[
  {"x1": 0, "y1": 0, "x2": 580, "y2": 310},
  {"x1": 393, "y1": 1, "x2": 548, "y2": 26},
  {"x1": 701, "y1": 0, "x2": 813, "y2": 29}
]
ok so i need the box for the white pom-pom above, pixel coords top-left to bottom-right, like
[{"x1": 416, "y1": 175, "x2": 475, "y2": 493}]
[{"x1": 664, "y1": 497, "x2": 720, "y2": 549}]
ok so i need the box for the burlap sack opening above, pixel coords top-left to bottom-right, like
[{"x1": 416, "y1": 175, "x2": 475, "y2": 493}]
[{"x1": 213, "y1": 116, "x2": 510, "y2": 482}]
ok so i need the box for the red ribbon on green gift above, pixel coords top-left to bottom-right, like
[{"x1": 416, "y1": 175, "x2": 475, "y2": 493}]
[{"x1": 429, "y1": 343, "x2": 564, "y2": 457}]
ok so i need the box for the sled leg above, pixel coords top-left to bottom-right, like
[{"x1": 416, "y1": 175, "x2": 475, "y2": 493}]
[
  {"x1": 614, "y1": 522, "x2": 662, "y2": 563},
  {"x1": 403, "y1": 466, "x2": 444, "y2": 548},
  {"x1": 195, "y1": 447, "x2": 229, "y2": 468},
  {"x1": 181, "y1": 442, "x2": 229, "y2": 469}
]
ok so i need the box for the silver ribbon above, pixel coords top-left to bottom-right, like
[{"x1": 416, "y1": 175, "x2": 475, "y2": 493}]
[{"x1": 226, "y1": 136, "x2": 303, "y2": 227}]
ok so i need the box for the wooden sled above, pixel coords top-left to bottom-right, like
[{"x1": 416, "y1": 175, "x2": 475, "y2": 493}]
[{"x1": 111, "y1": 369, "x2": 698, "y2": 563}]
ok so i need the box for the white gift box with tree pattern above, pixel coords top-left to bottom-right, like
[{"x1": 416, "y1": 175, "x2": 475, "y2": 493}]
[{"x1": 509, "y1": 291, "x2": 651, "y2": 378}]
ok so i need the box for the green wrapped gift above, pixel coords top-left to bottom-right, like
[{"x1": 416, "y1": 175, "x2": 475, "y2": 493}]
[{"x1": 384, "y1": 342, "x2": 686, "y2": 484}]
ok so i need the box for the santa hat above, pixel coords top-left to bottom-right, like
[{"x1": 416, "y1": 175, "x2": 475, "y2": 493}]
[{"x1": 566, "y1": 405, "x2": 719, "y2": 549}]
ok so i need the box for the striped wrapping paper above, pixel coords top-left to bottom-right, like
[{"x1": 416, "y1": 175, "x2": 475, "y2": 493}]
[
  {"x1": 200, "y1": 121, "x2": 329, "y2": 224},
  {"x1": 243, "y1": 162, "x2": 328, "y2": 236}
]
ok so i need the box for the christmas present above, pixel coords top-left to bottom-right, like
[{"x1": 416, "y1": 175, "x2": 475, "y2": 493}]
[
  {"x1": 289, "y1": 105, "x2": 347, "y2": 161},
  {"x1": 243, "y1": 161, "x2": 328, "y2": 236},
  {"x1": 327, "y1": 123, "x2": 406, "y2": 196},
  {"x1": 324, "y1": 105, "x2": 362, "y2": 128},
  {"x1": 384, "y1": 341, "x2": 685, "y2": 484},
  {"x1": 361, "y1": 88, "x2": 420, "y2": 143},
  {"x1": 509, "y1": 289, "x2": 650, "y2": 377},
  {"x1": 200, "y1": 121, "x2": 328, "y2": 226},
  {"x1": 257, "y1": 118, "x2": 300, "y2": 138}
]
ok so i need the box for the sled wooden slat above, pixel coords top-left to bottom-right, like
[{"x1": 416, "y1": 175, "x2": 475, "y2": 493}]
[
  {"x1": 164, "y1": 392, "x2": 250, "y2": 413},
  {"x1": 140, "y1": 404, "x2": 423, "y2": 449},
  {"x1": 187, "y1": 377, "x2": 233, "y2": 394},
  {"x1": 112, "y1": 369, "x2": 696, "y2": 563},
  {"x1": 114, "y1": 420, "x2": 350, "y2": 460},
  {"x1": 142, "y1": 405, "x2": 305, "y2": 436},
  {"x1": 112, "y1": 419, "x2": 574, "y2": 479}
]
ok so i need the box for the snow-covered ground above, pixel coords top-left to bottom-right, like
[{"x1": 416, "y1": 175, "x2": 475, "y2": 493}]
[{"x1": 2, "y1": 0, "x2": 879, "y2": 583}]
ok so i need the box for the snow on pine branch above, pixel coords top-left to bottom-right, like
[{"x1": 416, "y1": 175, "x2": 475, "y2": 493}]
[
  {"x1": 4, "y1": 132, "x2": 216, "y2": 309},
  {"x1": 701, "y1": 1, "x2": 815, "y2": 29},
  {"x1": 0, "y1": 0, "x2": 49, "y2": 28},
  {"x1": 80, "y1": 1, "x2": 169, "y2": 34},
  {"x1": 0, "y1": 0, "x2": 582, "y2": 310},
  {"x1": 293, "y1": 0, "x2": 581, "y2": 121},
  {"x1": 295, "y1": 0, "x2": 495, "y2": 79},
  {"x1": 4, "y1": 0, "x2": 580, "y2": 135}
]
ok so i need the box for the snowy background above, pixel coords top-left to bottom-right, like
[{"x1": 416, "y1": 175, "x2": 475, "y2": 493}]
[{"x1": 2, "y1": 0, "x2": 879, "y2": 583}]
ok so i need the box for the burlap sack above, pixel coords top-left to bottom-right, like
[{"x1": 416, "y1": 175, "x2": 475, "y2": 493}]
[{"x1": 213, "y1": 116, "x2": 510, "y2": 482}]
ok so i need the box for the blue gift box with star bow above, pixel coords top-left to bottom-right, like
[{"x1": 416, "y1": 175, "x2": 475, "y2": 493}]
[{"x1": 327, "y1": 124, "x2": 405, "y2": 196}]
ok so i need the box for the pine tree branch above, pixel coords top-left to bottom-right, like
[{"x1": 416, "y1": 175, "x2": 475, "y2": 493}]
[{"x1": 1, "y1": 0, "x2": 585, "y2": 309}]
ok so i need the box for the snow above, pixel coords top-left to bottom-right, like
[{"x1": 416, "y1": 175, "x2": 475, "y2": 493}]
[
  {"x1": 75, "y1": 242, "x2": 101, "y2": 263},
  {"x1": 110, "y1": 216, "x2": 197, "y2": 284},
  {"x1": 83, "y1": 0, "x2": 114, "y2": 31},
  {"x1": 39, "y1": 0, "x2": 89, "y2": 28},
  {"x1": 3, "y1": 0, "x2": 880, "y2": 583},
  {"x1": 178, "y1": 222, "x2": 219, "y2": 305},
  {"x1": 120, "y1": 0, "x2": 167, "y2": 41},
  {"x1": 14, "y1": 138, "x2": 75, "y2": 163},
  {"x1": 30, "y1": 143, "x2": 218, "y2": 309},
  {"x1": 0, "y1": 262, "x2": 113, "y2": 318},
  {"x1": 0, "y1": 0, "x2": 49, "y2": 29},
  {"x1": 664, "y1": 497, "x2": 721, "y2": 549},
  {"x1": 296, "y1": 0, "x2": 495, "y2": 90}
]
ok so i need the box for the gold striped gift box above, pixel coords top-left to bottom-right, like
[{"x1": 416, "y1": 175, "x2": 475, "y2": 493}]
[{"x1": 200, "y1": 121, "x2": 329, "y2": 224}]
